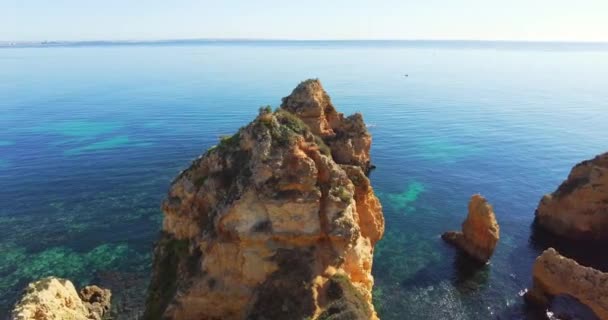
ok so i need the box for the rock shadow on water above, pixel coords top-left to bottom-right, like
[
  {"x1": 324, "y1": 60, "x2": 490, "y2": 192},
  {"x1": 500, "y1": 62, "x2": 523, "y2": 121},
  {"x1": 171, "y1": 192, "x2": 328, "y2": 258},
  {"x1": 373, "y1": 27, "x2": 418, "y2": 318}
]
[
  {"x1": 450, "y1": 251, "x2": 490, "y2": 294},
  {"x1": 93, "y1": 270, "x2": 149, "y2": 319},
  {"x1": 402, "y1": 244, "x2": 490, "y2": 295},
  {"x1": 529, "y1": 220, "x2": 608, "y2": 272}
]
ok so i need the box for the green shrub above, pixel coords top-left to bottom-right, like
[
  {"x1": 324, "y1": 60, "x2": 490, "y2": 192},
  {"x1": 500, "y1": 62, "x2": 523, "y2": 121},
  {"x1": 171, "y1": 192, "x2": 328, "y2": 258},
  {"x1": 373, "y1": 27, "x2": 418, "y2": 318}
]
[{"x1": 217, "y1": 132, "x2": 240, "y2": 151}]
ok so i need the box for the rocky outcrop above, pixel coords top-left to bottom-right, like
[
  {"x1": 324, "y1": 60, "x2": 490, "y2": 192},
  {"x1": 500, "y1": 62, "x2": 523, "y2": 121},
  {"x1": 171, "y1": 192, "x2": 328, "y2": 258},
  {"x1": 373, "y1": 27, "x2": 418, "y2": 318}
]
[
  {"x1": 10, "y1": 277, "x2": 111, "y2": 320},
  {"x1": 536, "y1": 152, "x2": 608, "y2": 240},
  {"x1": 281, "y1": 79, "x2": 373, "y2": 174},
  {"x1": 79, "y1": 285, "x2": 112, "y2": 319},
  {"x1": 144, "y1": 79, "x2": 384, "y2": 319},
  {"x1": 525, "y1": 248, "x2": 608, "y2": 320},
  {"x1": 442, "y1": 194, "x2": 499, "y2": 263}
]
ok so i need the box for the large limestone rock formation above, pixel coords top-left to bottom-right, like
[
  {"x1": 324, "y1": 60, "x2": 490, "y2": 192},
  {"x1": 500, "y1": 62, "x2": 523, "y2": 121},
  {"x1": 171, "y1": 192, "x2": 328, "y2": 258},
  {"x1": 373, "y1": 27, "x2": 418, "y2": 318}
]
[
  {"x1": 442, "y1": 194, "x2": 500, "y2": 263},
  {"x1": 536, "y1": 152, "x2": 608, "y2": 240},
  {"x1": 10, "y1": 277, "x2": 111, "y2": 320},
  {"x1": 144, "y1": 79, "x2": 384, "y2": 320},
  {"x1": 525, "y1": 248, "x2": 608, "y2": 320}
]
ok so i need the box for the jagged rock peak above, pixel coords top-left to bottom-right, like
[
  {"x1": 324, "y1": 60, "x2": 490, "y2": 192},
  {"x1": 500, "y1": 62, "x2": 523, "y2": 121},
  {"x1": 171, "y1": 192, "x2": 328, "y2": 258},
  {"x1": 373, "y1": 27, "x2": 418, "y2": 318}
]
[
  {"x1": 536, "y1": 151, "x2": 608, "y2": 240},
  {"x1": 10, "y1": 277, "x2": 111, "y2": 320},
  {"x1": 525, "y1": 248, "x2": 608, "y2": 320},
  {"x1": 144, "y1": 79, "x2": 384, "y2": 320},
  {"x1": 281, "y1": 79, "x2": 373, "y2": 173},
  {"x1": 442, "y1": 194, "x2": 500, "y2": 263}
]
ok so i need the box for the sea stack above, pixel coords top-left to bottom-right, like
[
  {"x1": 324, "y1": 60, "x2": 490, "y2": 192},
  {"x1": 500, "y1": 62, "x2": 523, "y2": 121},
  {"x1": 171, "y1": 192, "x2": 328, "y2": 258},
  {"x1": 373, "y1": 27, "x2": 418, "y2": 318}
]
[
  {"x1": 144, "y1": 79, "x2": 384, "y2": 319},
  {"x1": 10, "y1": 277, "x2": 111, "y2": 320},
  {"x1": 525, "y1": 248, "x2": 608, "y2": 320},
  {"x1": 536, "y1": 152, "x2": 608, "y2": 240},
  {"x1": 442, "y1": 194, "x2": 499, "y2": 263}
]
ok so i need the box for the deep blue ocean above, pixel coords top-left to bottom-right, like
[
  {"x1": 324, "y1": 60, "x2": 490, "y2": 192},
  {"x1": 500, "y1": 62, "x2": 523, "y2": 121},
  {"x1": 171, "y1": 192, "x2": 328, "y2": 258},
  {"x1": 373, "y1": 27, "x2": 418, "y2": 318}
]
[{"x1": 1, "y1": 41, "x2": 607, "y2": 319}]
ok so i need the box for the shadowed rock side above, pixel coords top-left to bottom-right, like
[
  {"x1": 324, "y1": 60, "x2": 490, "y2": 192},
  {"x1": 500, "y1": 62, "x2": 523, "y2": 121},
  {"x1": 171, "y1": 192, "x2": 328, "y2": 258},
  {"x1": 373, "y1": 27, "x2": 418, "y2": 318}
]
[
  {"x1": 144, "y1": 79, "x2": 384, "y2": 320},
  {"x1": 10, "y1": 277, "x2": 111, "y2": 320},
  {"x1": 536, "y1": 152, "x2": 608, "y2": 240},
  {"x1": 442, "y1": 194, "x2": 499, "y2": 263},
  {"x1": 525, "y1": 248, "x2": 608, "y2": 320}
]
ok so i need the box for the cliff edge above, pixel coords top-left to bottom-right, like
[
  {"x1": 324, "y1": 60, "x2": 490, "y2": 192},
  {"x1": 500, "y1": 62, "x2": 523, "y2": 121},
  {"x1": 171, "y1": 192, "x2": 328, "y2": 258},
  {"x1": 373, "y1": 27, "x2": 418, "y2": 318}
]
[
  {"x1": 525, "y1": 248, "x2": 608, "y2": 320},
  {"x1": 536, "y1": 152, "x2": 608, "y2": 240},
  {"x1": 144, "y1": 79, "x2": 384, "y2": 320}
]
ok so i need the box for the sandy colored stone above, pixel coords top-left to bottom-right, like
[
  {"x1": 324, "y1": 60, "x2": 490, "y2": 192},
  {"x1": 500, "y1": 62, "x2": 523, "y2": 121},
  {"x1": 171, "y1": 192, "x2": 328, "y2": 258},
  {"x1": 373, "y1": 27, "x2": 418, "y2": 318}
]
[
  {"x1": 536, "y1": 152, "x2": 608, "y2": 240},
  {"x1": 442, "y1": 194, "x2": 500, "y2": 263},
  {"x1": 525, "y1": 248, "x2": 608, "y2": 320},
  {"x1": 281, "y1": 79, "x2": 373, "y2": 174},
  {"x1": 10, "y1": 277, "x2": 111, "y2": 320},
  {"x1": 79, "y1": 285, "x2": 112, "y2": 320},
  {"x1": 144, "y1": 79, "x2": 384, "y2": 320}
]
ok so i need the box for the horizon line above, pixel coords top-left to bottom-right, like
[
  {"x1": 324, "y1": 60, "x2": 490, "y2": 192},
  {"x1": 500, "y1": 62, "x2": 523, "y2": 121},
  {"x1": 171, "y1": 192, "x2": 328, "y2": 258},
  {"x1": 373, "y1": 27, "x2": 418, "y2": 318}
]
[{"x1": 2, "y1": 37, "x2": 608, "y2": 47}]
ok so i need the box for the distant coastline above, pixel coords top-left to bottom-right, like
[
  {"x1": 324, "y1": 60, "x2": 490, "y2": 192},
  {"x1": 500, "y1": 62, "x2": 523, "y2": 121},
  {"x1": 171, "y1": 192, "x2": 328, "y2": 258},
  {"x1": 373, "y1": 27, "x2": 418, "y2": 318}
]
[{"x1": 2, "y1": 39, "x2": 608, "y2": 50}]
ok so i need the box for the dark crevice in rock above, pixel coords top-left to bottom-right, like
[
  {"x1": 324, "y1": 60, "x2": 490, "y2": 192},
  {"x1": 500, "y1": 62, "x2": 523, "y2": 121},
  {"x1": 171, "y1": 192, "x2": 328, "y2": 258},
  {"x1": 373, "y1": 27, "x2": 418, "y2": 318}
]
[{"x1": 247, "y1": 249, "x2": 316, "y2": 320}]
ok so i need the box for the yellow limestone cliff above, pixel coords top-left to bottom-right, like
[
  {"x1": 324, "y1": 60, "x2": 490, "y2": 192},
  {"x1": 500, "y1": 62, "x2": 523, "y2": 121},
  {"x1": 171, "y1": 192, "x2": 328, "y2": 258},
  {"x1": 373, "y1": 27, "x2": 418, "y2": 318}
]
[
  {"x1": 144, "y1": 79, "x2": 384, "y2": 320},
  {"x1": 525, "y1": 248, "x2": 608, "y2": 320},
  {"x1": 536, "y1": 152, "x2": 608, "y2": 240}
]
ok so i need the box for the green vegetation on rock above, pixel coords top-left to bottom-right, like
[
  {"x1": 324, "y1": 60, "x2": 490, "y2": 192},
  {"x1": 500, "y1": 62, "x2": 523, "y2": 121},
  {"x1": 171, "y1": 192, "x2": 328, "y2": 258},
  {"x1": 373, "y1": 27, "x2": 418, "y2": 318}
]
[
  {"x1": 144, "y1": 234, "x2": 193, "y2": 320},
  {"x1": 318, "y1": 273, "x2": 372, "y2": 320}
]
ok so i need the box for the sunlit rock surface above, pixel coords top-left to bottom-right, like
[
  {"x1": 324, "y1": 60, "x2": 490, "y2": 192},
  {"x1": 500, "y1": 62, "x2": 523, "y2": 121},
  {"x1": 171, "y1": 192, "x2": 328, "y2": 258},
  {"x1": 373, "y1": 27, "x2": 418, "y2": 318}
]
[
  {"x1": 281, "y1": 79, "x2": 373, "y2": 174},
  {"x1": 79, "y1": 285, "x2": 112, "y2": 320},
  {"x1": 144, "y1": 79, "x2": 384, "y2": 319},
  {"x1": 525, "y1": 248, "x2": 608, "y2": 320},
  {"x1": 536, "y1": 152, "x2": 608, "y2": 240},
  {"x1": 10, "y1": 277, "x2": 111, "y2": 320},
  {"x1": 442, "y1": 194, "x2": 500, "y2": 263}
]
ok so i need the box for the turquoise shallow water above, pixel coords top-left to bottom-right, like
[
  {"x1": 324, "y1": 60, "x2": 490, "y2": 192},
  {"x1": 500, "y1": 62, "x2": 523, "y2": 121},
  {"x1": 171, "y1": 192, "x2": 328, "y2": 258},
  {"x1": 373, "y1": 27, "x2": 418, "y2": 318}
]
[{"x1": 1, "y1": 41, "x2": 608, "y2": 318}]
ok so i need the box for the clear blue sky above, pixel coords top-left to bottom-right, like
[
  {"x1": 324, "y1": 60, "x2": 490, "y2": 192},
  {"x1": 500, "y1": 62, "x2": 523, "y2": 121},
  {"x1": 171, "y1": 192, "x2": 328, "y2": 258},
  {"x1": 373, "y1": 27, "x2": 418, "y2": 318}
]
[{"x1": 2, "y1": 0, "x2": 608, "y2": 42}]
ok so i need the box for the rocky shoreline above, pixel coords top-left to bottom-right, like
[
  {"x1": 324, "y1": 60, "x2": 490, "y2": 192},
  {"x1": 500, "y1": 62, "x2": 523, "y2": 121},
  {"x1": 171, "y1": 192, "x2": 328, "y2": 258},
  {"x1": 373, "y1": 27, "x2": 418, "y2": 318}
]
[
  {"x1": 9, "y1": 80, "x2": 608, "y2": 320},
  {"x1": 10, "y1": 277, "x2": 111, "y2": 320}
]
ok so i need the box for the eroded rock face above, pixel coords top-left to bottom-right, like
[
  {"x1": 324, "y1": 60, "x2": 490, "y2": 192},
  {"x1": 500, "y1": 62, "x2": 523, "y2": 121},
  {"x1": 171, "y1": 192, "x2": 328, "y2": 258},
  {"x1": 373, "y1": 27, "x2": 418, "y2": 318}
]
[
  {"x1": 10, "y1": 277, "x2": 111, "y2": 320},
  {"x1": 525, "y1": 248, "x2": 608, "y2": 320},
  {"x1": 281, "y1": 79, "x2": 373, "y2": 174},
  {"x1": 536, "y1": 152, "x2": 608, "y2": 240},
  {"x1": 144, "y1": 79, "x2": 384, "y2": 320},
  {"x1": 442, "y1": 194, "x2": 499, "y2": 263},
  {"x1": 79, "y1": 285, "x2": 112, "y2": 320}
]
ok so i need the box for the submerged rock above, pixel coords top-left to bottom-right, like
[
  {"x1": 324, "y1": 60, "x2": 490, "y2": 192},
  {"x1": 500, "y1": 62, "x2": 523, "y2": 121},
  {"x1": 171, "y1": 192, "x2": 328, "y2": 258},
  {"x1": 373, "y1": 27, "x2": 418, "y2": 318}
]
[
  {"x1": 525, "y1": 248, "x2": 608, "y2": 320},
  {"x1": 536, "y1": 152, "x2": 608, "y2": 240},
  {"x1": 442, "y1": 194, "x2": 500, "y2": 263},
  {"x1": 144, "y1": 79, "x2": 384, "y2": 319},
  {"x1": 10, "y1": 277, "x2": 111, "y2": 320}
]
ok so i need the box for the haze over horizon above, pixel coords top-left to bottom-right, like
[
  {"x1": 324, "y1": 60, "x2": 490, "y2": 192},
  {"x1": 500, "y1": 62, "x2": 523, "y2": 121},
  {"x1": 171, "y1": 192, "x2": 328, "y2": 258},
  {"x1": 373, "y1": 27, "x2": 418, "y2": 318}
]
[{"x1": 3, "y1": 0, "x2": 608, "y2": 43}]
